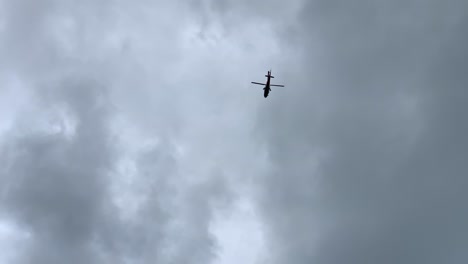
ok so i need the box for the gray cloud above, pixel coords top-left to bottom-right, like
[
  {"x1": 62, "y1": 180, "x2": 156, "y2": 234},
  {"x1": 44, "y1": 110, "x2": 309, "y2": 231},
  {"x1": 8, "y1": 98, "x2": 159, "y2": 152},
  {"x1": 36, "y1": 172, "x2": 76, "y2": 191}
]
[
  {"x1": 0, "y1": 78, "x2": 114, "y2": 264},
  {"x1": 0, "y1": 0, "x2": 240, "y2": 263},
  {"x1": 3, "y1": 0, "x2": 464, "y2": 263},
  {"x1": 255, "y1": 1, "x2": 468, "y2": 264}
]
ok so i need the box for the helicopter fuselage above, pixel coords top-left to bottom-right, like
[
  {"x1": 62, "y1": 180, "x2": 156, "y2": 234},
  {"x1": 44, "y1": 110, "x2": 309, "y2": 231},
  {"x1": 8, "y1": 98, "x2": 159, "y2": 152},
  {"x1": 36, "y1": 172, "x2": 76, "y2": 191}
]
[{"x1": 263, "y1": 74, "x2": 271, "y2": 97}]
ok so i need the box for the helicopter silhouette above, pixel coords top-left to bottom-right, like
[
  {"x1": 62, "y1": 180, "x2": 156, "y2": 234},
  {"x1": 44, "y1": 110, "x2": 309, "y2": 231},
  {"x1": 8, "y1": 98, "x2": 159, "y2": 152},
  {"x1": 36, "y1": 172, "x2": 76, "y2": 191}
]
[{"x1": 251, "y1": 69, "x2": 285, "y2": 98}]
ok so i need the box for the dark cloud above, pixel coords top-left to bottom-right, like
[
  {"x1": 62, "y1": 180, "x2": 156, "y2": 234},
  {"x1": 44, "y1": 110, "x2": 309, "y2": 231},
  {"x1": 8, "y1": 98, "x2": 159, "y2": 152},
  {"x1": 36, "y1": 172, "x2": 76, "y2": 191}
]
[
  {"x1": 0, "y1": 0, "x2": 237, "y2": 263},
  {"x1": 0, "y1": 78, "x2": 114, "y2": 264},
  {"x1": 4, "y1": 0, "x2": 465, "y2": 263},
  {"x1": 255, "y1": 1, "x2": 468, "y2": 263},
  {"x1": 0, "y1": 74, "x2": 235, "y2": 264}
]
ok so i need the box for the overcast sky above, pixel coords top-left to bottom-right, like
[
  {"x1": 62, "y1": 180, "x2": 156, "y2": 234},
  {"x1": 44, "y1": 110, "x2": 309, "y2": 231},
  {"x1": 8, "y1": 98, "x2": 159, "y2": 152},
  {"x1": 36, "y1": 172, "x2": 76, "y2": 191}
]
[{"x1": 1, "y1": 0, "x2": 467, "y2": 263}]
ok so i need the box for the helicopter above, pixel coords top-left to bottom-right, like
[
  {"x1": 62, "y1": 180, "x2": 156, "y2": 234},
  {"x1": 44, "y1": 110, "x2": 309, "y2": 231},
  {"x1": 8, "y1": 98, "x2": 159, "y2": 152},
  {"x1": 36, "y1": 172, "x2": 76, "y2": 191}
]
[{"x1": 251, "y1": 69, "x2": 284, "y2": 98}]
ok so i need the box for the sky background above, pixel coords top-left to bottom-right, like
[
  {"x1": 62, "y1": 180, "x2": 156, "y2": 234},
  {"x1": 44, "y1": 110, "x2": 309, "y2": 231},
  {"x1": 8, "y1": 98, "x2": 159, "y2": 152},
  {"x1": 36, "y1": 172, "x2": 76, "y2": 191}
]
[{"x1": 1, "y1": 0, "x2": 467, "y2": 263}]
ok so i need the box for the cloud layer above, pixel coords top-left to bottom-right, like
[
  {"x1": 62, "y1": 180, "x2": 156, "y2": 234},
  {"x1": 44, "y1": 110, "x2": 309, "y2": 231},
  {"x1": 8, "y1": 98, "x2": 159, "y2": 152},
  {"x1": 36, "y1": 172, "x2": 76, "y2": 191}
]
[{"x1": 1, "y1": 0, "x2": 468, "y2": 263}]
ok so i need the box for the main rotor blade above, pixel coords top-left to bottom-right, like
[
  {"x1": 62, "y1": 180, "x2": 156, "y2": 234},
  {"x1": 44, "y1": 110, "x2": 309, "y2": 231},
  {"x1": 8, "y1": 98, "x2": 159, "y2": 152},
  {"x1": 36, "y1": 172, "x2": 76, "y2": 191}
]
[
  {"x1": 251, "y1": 82, "x2": 265, "y2": 85},
  {"x1": 270, "y1": 84, "x2": 284, "y2": 87}
]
